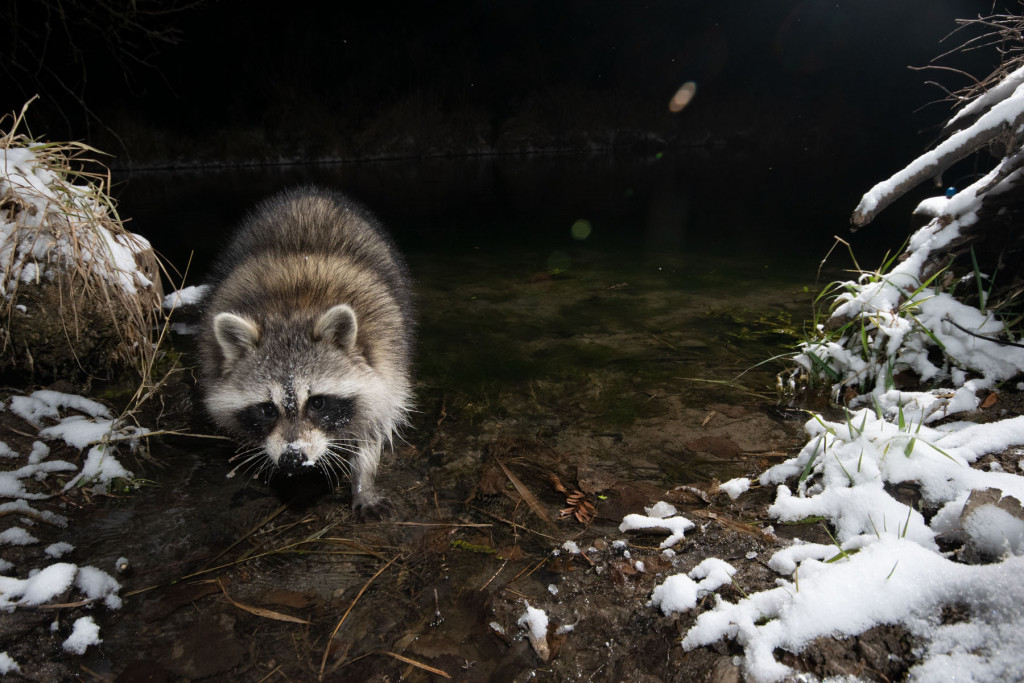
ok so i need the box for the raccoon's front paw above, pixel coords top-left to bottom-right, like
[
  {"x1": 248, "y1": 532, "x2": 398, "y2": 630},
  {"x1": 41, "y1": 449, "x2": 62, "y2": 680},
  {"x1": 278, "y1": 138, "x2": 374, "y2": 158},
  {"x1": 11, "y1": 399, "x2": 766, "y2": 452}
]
[{"x1": 353, "y1": 494, "x2": 395, "y2": 521}]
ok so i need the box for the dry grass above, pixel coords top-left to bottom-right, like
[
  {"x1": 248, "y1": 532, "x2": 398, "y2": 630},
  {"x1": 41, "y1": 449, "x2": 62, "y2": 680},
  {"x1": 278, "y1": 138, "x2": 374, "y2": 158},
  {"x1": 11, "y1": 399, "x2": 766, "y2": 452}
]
[{"x1": 1, "y1": 99, "x2": 168, "y2": 386}]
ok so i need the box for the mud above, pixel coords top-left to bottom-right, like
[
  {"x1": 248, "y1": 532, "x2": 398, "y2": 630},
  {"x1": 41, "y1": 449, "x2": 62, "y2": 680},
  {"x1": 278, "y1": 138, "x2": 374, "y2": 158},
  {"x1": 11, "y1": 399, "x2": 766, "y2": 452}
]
[{"x1": 0, "y1": 249, "x2": 935, "y2": 681}]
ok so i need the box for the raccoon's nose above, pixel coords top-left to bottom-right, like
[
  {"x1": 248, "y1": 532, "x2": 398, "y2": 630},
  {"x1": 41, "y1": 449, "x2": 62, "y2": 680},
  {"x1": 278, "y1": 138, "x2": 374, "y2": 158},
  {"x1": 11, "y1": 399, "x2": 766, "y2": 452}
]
[{"x1": 279, "y1": 446, "x2": 305, "y2": 471}]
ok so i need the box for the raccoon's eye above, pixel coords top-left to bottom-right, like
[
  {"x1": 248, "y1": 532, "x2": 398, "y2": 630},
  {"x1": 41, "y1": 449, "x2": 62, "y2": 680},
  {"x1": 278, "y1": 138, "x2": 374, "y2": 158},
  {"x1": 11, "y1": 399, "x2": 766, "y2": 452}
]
[
  {"x1": 306, "y1": 394, "x2": 354, "y2": 430},
  {"x1": 237, "y1": 401, "x2": 279, "y2": 437}
]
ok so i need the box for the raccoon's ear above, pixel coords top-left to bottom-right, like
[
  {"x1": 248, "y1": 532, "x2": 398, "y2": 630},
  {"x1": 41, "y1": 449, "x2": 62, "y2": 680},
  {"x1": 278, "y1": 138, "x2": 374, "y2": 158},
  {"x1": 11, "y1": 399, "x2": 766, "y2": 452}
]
[
  {"x1": 213, "y1": 312, "x2": 260, "y2": 367},
  {"x1": 314, "y1": 304, "x2": 358, "y2": 352}
]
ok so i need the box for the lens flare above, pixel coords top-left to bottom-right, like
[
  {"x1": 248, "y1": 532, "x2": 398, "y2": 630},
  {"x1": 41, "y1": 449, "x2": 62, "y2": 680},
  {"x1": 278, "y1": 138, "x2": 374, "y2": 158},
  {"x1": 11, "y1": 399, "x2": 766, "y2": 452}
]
[
  {"x1": 669, "y1": 81, "x2": 697, "y2": 113},
  {"x1": 571, "y1": 219, "x2": 592, "y2": 240}
]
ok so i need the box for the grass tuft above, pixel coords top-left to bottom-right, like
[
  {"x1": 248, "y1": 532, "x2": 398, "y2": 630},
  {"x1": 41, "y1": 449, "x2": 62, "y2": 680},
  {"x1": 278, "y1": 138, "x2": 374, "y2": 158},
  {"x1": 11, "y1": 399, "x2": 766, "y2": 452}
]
[{"x1": 1, "y1": 99, "x2": 170, "y2": 387}]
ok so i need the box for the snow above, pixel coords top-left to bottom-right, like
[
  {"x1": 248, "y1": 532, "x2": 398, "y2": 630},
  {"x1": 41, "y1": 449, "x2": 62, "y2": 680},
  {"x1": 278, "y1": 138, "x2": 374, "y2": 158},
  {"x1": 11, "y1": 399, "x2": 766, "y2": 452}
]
[
  {"x1": 649, "y1": 558, "x2": 737, "y2": 616},
  {"x1": 962, "y1": 503, "x2": 1024, "y2": 557},
  {"x1": 946, "y1": 63, "x2": 1024, "y2": 131},
  {"x1": 627, "y1": 83, "x2": 1024, "y2": 676},
  {"x1": 1, "y1": 145, "x2": 155, "y2": 298},
  {"x1": 45, "y1": 542, "x2": 74, "y2": 559},
  {"x1": 9, "y1": 391, "x2": 110, "y2": 425},
  {"x1": 2, "y1": 390, "x2": 143, "y2": 495},
  {"x1": 75, "y1": 565, "x2": 123, "y2": 609},
  {"x1": 517, "y1": 601, "x2": 549, "y2": 641},
  {"x1": 517, "y1": 601, "x2": 551, "y2": 661},
  {"x1": 619, "y1": 504, "x2": 695, "y2": 548},
  {"x1": 0, "y1": 562, "x2": 122, "y2": 612},
  {"x1": 0, "y1": 652, "x2": 20, "y2": 675},
  {"x1": 63, "y1": 445, "x2": 134, "y2": 491},
  {"x1": 162, "y1": 284, "x2": 209, "y2": 310},
  {"x1": 62, "y1": 616, "x2": 102, "y2": 655},
  {"x1": 0, "y1": 562, "x2": 77, "y2": 608},
  {"x1": 644, "y1": 501, "x2": 678, "y2": 518},
  {"x1": 0, "y1": 388, "x2": 138, "y2": 669},
  {"x1": 0, "y1": 527, "x2": 38, "y2": 546},
  {"x1": 719, "y1": 477, "x2": 750, "y2": 499},
  {"x1": 854, "y1": 76, "x2": 1024, "y2": 219}
]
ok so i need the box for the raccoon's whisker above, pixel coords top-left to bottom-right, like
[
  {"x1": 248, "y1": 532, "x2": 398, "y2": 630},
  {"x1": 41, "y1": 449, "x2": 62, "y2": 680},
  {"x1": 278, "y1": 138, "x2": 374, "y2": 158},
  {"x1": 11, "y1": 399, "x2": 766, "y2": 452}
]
[
  {"x1": 323, "y1": 445, "x2": 353, "y2": 476},
  {"x1": 317, "y1": 456, "x2": 344, "y2": 489},
  {"x1": 227, "y1": 452, "x2": 262, "y2": 474},
  {"x1": 229, "y1": 444, "x2": 265, "y2": 463},
  {"x1": 326, "y1": 440, "x2": 360, "y2": 457},
  {"x1": 227, "y1": 449, "x2": 271, "y2": 480}
]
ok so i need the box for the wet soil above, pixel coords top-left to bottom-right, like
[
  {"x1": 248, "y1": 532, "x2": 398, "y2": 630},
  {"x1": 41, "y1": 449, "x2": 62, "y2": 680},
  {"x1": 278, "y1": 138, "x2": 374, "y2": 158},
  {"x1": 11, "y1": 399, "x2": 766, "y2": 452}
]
[{"x1": 0, "y1": 249, "x2": 937, "y2": 681}]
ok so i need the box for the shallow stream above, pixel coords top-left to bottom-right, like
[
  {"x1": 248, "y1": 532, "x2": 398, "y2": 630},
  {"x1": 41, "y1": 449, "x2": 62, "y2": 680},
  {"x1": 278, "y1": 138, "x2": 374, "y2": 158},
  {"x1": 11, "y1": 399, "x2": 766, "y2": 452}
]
[{"x1": 8, "y1": 152, "x2": 889, "y2": 680}]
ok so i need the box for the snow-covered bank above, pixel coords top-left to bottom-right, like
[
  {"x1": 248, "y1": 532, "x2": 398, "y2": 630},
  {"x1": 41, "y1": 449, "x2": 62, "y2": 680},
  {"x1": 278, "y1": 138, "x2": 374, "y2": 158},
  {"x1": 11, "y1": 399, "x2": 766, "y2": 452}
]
[
  {"x1": 0, "y1": 389, "x2": 146, "y2": 666},
  {"x1": 1, "y1": 117, "x2": 164, "y2": 381},
  {"x1": 621, "y1": 49, "x2": 1024, "y2": 679}
]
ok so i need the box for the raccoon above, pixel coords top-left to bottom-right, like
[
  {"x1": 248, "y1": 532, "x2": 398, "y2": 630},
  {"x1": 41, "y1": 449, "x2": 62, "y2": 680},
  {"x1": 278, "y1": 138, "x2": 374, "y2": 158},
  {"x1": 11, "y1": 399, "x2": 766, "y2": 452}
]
[{"x1": 197, "y1": 186, "x2": 413, "y2": 517}]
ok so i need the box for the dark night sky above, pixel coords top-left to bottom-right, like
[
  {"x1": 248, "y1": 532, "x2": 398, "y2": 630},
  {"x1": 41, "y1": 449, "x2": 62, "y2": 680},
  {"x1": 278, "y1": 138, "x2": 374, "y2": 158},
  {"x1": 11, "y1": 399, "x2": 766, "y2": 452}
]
[{"x1": 1, "y1": 0, "x2": 1008, "y2": 166}]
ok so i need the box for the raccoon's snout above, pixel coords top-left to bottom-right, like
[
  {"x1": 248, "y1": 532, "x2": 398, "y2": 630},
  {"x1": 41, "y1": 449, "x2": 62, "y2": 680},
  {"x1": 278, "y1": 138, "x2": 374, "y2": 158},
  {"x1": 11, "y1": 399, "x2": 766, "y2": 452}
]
[{"x1": 278, "y1": 445, "x2": 307, "y2": 471}]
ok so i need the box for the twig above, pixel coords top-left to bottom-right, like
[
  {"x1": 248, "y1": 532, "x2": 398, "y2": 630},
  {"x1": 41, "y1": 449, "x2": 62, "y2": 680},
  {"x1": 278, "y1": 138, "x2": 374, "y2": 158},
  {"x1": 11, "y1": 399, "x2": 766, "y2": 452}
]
[
  {"x1": 217, "y1": 579, "x2": 311, "y2": 625},
  {"x1": 479, "y1": 558, "x2": 509, "y2": 591},
  {"x1": 328, "y1": 650, "x2": 450, "y2": 679},
  {"x1": 210, "y1": 503, "x2": 289, "y2": 563},
  {"x1": 944, "y1": 316, "x2": 1024, "y2": 349},
  {"x1": 318, "y1": 554, "x2": 401, "y2": 681},
  {"x1": 87, "y1": 429, "x2": 232, "y2": 446},
  {"x1": 465, "y1": 503, "x2": 560, "y2": 541}
]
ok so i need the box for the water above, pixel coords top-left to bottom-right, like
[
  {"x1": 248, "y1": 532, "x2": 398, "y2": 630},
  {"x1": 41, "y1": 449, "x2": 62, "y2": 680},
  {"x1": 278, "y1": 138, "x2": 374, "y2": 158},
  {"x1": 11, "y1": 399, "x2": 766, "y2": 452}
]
[
  {"x1": 49, "y1": 151, "x2": 869, "y2": 679},
  {"x1": 116, "y1": 150, "x2": 854, "y2": 432}
]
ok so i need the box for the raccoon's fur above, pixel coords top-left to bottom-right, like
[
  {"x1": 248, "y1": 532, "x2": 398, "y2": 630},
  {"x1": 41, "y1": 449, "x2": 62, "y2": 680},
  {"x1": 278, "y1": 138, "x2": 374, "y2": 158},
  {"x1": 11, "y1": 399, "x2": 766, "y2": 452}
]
[{"x1": 197, "y1": 186, "x2": 413, "y2": 517}]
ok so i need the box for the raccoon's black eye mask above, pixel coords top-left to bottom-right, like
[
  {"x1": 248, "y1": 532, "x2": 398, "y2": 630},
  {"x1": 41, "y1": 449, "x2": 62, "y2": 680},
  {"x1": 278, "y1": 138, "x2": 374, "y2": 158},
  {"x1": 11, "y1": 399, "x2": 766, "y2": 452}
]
[
  {"x1": 237, "y1": 401, "x2": 279, "y2": 437},
  {"x1": 306, "y1": 394, "x2": 355, "y2": 431}
]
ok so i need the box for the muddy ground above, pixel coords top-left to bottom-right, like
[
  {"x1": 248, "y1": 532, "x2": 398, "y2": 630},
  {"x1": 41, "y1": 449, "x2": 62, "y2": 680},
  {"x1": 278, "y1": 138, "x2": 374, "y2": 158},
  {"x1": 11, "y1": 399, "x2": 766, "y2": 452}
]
[{"x1": 3, "y1": 251, "x2": 1009, "y2": 682}]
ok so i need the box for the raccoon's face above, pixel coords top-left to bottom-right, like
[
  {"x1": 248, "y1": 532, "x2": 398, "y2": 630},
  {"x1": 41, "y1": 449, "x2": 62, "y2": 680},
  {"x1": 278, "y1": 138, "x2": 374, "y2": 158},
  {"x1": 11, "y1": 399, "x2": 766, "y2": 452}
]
[
  {"x1": 205, "y1": 304, "x2": 390, "y2": 480},
  {"x1": 233, "y1": 385, "x2": 359, "y2": 479}
]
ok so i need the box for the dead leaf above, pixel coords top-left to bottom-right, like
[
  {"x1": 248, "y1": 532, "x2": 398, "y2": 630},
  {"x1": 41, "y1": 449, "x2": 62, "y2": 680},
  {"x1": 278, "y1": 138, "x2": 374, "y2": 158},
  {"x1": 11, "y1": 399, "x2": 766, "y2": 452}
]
[
  {"x1": 558, "y1": 489, "x2": 597, "y2": 525},
  {"x1": 494, "y1": 456, "x2": 558, "y2": 530},
  {"x1": 981, "y1": 392, "x2": 999, "y2": 409}
]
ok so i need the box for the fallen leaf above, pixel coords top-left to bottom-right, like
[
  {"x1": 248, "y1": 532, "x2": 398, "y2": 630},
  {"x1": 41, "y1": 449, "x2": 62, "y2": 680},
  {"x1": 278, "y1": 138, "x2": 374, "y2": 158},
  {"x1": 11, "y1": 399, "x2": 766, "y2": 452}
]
[{"x1": 218, "y1": 581, "x2": 310, "y2": 625}]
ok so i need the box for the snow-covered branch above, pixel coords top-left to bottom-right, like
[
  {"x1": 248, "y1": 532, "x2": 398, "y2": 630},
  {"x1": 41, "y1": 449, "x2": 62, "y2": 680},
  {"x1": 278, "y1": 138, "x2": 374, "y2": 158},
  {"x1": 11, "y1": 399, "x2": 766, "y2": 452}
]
[{"x1": 851, "y1": 76, "x2": 1024, "y2": 229}]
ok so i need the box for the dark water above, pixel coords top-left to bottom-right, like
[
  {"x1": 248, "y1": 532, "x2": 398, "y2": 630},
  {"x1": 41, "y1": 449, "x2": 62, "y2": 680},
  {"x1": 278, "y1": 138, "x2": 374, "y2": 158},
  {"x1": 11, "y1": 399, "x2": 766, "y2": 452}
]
[
  {"x1": 114, "y1": 150, "x2": 897, "y2": 277},
  {"x1": 113, "y1": 150, "x2": 864, "y2": 448},
  {"x1": 112, "y1": 150, "x2": 889, "y2": 459}
]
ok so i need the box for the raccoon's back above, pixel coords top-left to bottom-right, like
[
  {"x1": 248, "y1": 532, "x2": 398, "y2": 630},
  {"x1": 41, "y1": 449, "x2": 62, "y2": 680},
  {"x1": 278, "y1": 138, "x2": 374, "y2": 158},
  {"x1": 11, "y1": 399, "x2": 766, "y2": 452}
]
[
  {"x1": 199, "y1": 187, "x2": 414, "y2": 381},
  {"x1": 208, "y1": 186, "x2": 411, "y2": 313}
]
